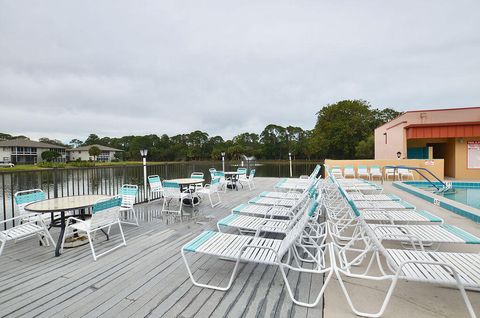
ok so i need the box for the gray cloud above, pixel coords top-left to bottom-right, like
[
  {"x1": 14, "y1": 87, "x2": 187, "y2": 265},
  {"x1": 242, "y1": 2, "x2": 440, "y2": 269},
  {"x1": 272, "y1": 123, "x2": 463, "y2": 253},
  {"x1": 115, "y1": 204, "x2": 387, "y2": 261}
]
[{"x1": 1, "y1": 0, "x2": 479, "y2": 142}]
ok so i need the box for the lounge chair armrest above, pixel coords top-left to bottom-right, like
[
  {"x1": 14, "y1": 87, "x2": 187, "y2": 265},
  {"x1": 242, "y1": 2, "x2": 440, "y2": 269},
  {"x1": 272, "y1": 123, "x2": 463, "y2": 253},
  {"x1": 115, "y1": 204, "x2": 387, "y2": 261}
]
[
  {"x1": 396, "y1": 259, "x2": 463, "y2": 279},
  {"x1": 238, "y1": 244, "x2": 279, "y2": 258}
]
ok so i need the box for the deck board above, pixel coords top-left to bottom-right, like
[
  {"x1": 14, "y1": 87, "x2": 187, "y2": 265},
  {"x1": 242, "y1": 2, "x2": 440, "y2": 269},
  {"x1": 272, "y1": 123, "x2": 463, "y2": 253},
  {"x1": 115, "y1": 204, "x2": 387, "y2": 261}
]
[{"x1": 0, "y1": 177, "x2": 324, "y2": 318}]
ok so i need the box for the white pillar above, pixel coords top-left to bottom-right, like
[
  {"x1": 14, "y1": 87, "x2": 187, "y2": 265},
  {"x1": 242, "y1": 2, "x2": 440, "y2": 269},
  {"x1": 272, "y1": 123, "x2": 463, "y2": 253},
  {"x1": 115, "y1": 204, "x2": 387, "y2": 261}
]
[
  {"x1": 289, "y1": 152, "x2": 292, "y2": 177},
  {"x1": 143, "y1": 157, "x2": 148, "y2": 201}
]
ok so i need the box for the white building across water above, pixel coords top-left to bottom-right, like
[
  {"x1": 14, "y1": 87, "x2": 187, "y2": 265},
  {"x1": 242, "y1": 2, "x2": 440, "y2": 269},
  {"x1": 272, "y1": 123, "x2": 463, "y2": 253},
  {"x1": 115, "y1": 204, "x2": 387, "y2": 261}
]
[
  {"x1": 0, "y1": 139, "x2": 67, "y2": 164},
  {"x1": 66, "y1": 144, "x2": 123, "y2": 162}
]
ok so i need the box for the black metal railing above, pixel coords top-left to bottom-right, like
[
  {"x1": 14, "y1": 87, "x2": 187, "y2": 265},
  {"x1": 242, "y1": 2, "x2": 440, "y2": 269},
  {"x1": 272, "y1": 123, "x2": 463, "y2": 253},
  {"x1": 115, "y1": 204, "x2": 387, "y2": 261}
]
[{"x1": 1, "y1": 160, "x2": 319, "y2": 229}]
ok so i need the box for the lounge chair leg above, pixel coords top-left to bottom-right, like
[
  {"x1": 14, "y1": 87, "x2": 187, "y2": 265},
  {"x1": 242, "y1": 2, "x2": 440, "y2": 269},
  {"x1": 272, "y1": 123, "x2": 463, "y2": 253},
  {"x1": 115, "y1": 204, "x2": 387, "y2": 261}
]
[
  {"x1": 335, "y1": 268, "x2": 398, "y2": 318},
  {"x1": 0, "y1": 240, "x2": 6, "y2": 256},
  {"x1": 181, "y1": 250, "x2": 240, "y2": 291},
  {"x1": 87, "y1": 232, "x2": 97, "y2": 261}
]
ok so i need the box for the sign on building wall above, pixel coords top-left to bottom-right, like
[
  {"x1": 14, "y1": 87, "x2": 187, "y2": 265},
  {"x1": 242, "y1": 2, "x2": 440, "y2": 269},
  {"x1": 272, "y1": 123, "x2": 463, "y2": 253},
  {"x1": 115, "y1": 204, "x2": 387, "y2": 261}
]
[{"x1": 467, "y1": 141, "x2": 480, "y2": 169}]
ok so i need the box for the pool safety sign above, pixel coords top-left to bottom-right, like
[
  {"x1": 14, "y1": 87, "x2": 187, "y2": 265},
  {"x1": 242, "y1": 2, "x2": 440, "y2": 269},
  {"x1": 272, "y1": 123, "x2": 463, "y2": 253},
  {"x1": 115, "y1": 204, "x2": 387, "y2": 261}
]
[{"x1": 467, "y1": 141, "x2": 480, "y2": 169}]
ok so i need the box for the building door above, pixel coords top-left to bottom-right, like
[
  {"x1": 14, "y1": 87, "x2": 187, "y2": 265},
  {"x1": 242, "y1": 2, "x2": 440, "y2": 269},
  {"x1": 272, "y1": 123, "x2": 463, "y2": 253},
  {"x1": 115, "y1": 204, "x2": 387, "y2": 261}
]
[{"x1": 407, "y1": 147, "x2": 428, "y2": 159}]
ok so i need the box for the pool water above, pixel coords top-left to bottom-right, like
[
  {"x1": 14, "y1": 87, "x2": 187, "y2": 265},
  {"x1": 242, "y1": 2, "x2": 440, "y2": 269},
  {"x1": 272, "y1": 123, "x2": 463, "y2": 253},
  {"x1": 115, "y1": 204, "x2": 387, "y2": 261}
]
[
  {"x1": 443, "y1": 188, "x2": 480, "y2": 209},
  {"x1": 405, "y1": 181, "x2": 480, "y2": 210}
]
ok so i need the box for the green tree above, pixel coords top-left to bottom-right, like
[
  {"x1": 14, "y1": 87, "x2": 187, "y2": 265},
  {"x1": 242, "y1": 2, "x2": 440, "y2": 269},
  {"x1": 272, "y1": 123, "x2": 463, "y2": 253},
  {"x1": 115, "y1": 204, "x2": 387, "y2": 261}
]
[
  {"x1": 69, "y1": 139, "x2": 83, "y2": 148},
  {"x1": 84, "y1": 134, "x2": 101, "y2": 146},
  {"x1": 41, "y1": 150, "x2": 61, "y2": 162},
  {"x1": 39, "y1": 137, "x2": 66, "y2": 147},
  {"x1": 88, "y1": 146, "x2": 101, "y2": 162},
  {"x1": 312, "y1": 100, "x2": 377, "y2": 159},
  {"x1": 355, "y1": 135, "x2": 375, "y2": 159}
]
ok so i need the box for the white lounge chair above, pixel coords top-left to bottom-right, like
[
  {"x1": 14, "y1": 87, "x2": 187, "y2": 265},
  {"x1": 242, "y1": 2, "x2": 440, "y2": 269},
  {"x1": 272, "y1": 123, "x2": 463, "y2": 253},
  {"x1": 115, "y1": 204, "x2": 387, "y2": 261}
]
[
  {"x1": 182, "y1": 211, "x2": 334, "y2": 307},
  {"x1": 329, "y1": 192, "x2": 480, "y2": 317},
  {"x1": 398, "y1": 168, "x2": 414, "y2": 180},
  {"x1": 384, "y1": 168, "x2": 399, "y2": 181},
  {"x1": 248, "y1": 196, "x2": 297, "y2": 207},
  {"x1": 344, "y1": 165, "x2": 356, "y2": 178},
  {"x1": 219, "y1": 191, "x2": 320, "y2": 236},
  {"x1": 331, "y1": 166, "x2": 343, "y2": 179},
  {"x1": 61, "y1": 196, "x2": 126, "y2": 261},
  {"x1": 357, "y1": 165, "x2": 370, "y2": 180},
  {"x1": 369, "y1": 166, "x2": 382, "y2": 180}
]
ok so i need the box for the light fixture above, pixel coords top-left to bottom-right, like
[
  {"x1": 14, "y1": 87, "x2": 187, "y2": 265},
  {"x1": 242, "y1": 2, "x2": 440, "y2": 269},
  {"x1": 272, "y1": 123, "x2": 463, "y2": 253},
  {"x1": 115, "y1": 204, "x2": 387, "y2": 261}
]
[{"x1": 140, "y1": 149, "x2": 148, "y2": 158}]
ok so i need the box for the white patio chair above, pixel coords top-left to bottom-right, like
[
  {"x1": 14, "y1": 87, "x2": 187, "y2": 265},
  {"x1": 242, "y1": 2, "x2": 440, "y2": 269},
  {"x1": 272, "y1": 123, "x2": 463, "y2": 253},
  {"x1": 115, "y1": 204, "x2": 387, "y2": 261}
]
[
  {"x1": 119, "y1": 184, "x2": 139, "y2": 226},
  {"x1": 182, "y1": 211, "x2": 334, "y2": 307},
  {"x1": 196, "y1": 177, "x2": 222, "y2": 208},
  {"x1": 242, "y1": 169, "x2": 256, "y2": 190},
  {"x1": 384, "y1": 168, "x2": 398, "y2": 181},
  {"x1": 209, "y1": 168, "x2": 217, "y2": 180},
  {"x1": 0, "y1": 215, "x2": 56, "y2": 256},
  {"x1": 162, "y1": 181, "x2": 189, "y2": 220},
  {"x1": 148, "y1": 175, "x2": 164, "y2": 200},
  {"x1": 398, "y1": 168, "x2": 414, "y2": 180},
  {"x1": 213, "y1": 171, "x2": 227, "y2": 192},
  {"x1": 343, "y1": 166, "x2": 356, "y2": 178},
  {"x1": 60, "y1": 196, "x2": 126, "y2": 261},
  {"x1": 369, "y1": 166, "x2": 383, "y2": 180},
  {"x1": 330, "y1": 166, "x2": 343, "y2": 178},
  {"x1": 357, "y1": 165, "x2": 370, "y2": 180},
  {"x1": 14, "y1": 189, "x2": 50, "y2": 223},
  {"x1": 190, "y1": 172, "x2": 204, "y2": 191}
]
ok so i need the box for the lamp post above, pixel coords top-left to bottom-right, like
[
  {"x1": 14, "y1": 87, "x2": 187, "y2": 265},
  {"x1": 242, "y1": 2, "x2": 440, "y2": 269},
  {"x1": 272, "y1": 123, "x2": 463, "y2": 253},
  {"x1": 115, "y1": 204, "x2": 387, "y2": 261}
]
[
  {"x1": 288, "y1": 152, "x2": 292, "y2": 177},
  {"x1": 140, "y1": 148, "x2": 148, "y2": 201},
  {"x1": 221, "y1": 152, "x2": 225, "y2": 171}
]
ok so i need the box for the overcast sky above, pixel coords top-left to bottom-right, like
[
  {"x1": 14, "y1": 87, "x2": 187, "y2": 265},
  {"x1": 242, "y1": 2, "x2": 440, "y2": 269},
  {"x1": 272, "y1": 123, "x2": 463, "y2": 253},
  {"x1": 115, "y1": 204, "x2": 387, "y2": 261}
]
[{"x1": 1, "y1": 0, "x2": 479, "y2": 142}]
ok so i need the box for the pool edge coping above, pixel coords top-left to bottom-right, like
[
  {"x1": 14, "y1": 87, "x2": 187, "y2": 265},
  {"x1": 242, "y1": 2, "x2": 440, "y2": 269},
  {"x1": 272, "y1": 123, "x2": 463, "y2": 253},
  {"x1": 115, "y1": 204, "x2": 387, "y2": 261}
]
[{"x1": 393, "y1": 181, "x2": 480, "y2": 223}]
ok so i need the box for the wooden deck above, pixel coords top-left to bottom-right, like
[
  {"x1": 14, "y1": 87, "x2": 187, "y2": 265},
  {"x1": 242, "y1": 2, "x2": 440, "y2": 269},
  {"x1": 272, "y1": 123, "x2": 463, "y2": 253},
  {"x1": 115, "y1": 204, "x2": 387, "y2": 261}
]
[{"x1": 0, "y1": 178, "x2": 325, "y2": 318}]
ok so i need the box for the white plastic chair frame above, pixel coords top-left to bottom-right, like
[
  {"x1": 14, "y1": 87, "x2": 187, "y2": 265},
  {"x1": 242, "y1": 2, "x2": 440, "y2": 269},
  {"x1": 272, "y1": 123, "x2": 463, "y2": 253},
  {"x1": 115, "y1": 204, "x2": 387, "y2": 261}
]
[
  {"x1": 162, "y1": 181, "x2": 189, "y2": 220},
  {"x1": 119, "y1": 184, "x2": 139, "y2": 226},
  {"x1": 197, "y1": 177, "x2": 222, "y2": 208},
  {"x1": 148, "y1": 175, "x2": 164, "y2": 200},
  {"x1": 0, "y1": 215, "x2": 56, "y2": 256},
  {"x1": 182, "y1": 211, "x2": 334, "y2": 308},
  {"x1": 61, "y1": 196, "x2": 126, "y2": 261},
  {"x1": 357, "y1": 166, "x2": 370, "y2": 180},
  {"x1": 329, "y1": 189, "x2": 479, "y2": 317}
]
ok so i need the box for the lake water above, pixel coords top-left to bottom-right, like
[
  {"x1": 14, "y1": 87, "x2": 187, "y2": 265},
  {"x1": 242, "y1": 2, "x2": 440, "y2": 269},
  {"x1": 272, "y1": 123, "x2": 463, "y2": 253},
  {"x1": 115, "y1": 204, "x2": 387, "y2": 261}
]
[{"x1": 0, "y1": 161, "x2": 321, "y2": 222}]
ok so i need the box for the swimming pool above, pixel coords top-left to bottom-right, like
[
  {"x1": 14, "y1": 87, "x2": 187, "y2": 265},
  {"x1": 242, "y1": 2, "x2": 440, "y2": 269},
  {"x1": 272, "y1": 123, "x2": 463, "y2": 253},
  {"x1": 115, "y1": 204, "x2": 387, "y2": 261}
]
[
  {"x1": 404, "y1": 181, "x2": 480, "y2": 210},
  {"x1": 394, "y1": 181, "x2": 480, "y2": 223}
]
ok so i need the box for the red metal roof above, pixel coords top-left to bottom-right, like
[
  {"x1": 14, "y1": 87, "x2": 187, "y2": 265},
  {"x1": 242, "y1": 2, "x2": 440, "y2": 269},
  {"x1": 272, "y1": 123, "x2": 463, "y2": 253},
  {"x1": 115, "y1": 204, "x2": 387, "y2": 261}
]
[{"x1": 406, "y1": 122, "x2": 480, "y2": 139}]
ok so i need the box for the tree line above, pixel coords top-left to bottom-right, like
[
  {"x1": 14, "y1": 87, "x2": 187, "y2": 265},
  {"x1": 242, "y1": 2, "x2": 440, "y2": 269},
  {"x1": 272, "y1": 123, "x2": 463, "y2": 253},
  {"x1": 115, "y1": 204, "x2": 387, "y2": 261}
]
[{"x1": 1, "y1": 100, "x2": 401, "y2": 161}]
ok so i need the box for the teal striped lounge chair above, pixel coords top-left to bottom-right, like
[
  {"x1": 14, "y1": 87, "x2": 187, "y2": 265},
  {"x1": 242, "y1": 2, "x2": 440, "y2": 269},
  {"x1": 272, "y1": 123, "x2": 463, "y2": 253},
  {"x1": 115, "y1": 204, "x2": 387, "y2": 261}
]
[{"x1": 181, "y1": 207, "x2": 334, "y2": 307}]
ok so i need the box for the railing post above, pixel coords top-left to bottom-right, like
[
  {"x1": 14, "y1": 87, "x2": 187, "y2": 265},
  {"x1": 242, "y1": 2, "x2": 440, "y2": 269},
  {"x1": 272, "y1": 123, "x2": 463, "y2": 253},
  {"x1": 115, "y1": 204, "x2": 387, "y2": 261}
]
[{"x1": 53, "y1": 167, "x2": 59, "y2": 198}]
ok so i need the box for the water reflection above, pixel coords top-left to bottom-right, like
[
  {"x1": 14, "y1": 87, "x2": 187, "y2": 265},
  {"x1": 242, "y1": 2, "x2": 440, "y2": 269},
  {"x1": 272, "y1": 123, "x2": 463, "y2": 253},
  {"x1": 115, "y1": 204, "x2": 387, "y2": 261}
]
[{"x1": 1, "y1": 161, "x2": 321, "y2": 221}]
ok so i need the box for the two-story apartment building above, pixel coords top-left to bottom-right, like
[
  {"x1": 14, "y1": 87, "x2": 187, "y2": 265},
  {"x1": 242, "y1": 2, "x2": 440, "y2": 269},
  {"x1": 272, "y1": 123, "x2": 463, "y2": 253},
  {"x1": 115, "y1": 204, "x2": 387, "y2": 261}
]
[
  {"x1": 0, "y1": 139, "x2": 67, "y2": 164},
  {"x1": 67, "y1": 144, "x2": 122, "y2": 162}
]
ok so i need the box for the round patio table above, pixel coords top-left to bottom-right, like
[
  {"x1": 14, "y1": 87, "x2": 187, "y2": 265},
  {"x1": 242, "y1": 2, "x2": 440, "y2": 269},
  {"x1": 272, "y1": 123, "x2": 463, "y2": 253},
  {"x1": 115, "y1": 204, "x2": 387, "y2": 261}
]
[
  {"x1": 25, "y1": 195, "x2": 110, "y2": 257},
  {"x1": 165, "y1": 178, "x2": 205, "y2": 205},
  {"x1": 224, "y1": 172, "x2": 243, "y2": 190}
]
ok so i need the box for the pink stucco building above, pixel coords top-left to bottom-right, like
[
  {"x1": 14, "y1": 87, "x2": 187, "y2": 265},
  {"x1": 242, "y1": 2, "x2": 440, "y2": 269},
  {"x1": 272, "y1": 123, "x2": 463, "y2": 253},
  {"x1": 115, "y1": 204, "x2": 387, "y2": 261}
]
[{"x1": 374, "y1": 107, "x2": 480, "y2": 179}]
